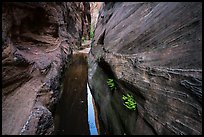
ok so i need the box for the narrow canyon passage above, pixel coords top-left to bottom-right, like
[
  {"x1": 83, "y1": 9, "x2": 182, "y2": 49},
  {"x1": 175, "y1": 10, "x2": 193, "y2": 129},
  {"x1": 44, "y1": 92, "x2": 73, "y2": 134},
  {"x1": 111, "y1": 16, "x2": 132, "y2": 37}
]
[
  {"x1": 2, "y1": 2, "x2": 202, "y2": 135},
  {"x1": 53, "y1": 53, "x2": 99, "y2": 135}
]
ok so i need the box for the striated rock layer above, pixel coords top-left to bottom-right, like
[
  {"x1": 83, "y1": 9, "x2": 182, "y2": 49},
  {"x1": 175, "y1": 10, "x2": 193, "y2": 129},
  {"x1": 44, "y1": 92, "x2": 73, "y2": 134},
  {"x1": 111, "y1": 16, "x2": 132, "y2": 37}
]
[
  {"x1": 88, "y1": 2, "x2": 202, "y2": 135},
  {"x1": 2, "y1": 2, "x2": 90, "y2": 135}
]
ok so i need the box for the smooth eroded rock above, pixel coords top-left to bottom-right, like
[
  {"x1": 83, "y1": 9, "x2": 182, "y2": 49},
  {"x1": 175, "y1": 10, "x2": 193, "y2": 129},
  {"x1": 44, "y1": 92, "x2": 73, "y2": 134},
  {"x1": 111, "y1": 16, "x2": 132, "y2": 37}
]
[{"x1": 88, "y1": 2, "x2": 202, "y2": 135}]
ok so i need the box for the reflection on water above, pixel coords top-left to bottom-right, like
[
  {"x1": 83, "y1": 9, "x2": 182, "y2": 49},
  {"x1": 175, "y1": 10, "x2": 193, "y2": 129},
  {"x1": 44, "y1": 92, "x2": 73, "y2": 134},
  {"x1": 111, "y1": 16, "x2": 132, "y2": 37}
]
[
  {"x1": 87, "y1": 83, "x2": 98, "y2": 135},
  {"x1": 53, "y1": 53, "x2": 99, "y2": 135},
  {"x1": 54, "y1": 53, "x2": 89, "y2": 135}
]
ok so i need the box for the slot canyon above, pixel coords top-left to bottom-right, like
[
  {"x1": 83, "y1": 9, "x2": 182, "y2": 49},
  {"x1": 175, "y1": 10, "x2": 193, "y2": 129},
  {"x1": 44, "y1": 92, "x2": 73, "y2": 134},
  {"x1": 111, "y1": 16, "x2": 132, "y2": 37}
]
[{"x1": 2, "y1": 2, "x2": 202, "y2": 135}]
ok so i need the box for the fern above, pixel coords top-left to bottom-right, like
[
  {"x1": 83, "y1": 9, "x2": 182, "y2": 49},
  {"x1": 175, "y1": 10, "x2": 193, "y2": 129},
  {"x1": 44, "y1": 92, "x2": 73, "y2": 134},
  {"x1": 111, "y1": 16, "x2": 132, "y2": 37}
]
[
  {"x1": 122, "y1": 93, "x2": 137, "y2": 110},
  {"x1": 107, "y1": 78, "x2": 116, "y2": 91}
]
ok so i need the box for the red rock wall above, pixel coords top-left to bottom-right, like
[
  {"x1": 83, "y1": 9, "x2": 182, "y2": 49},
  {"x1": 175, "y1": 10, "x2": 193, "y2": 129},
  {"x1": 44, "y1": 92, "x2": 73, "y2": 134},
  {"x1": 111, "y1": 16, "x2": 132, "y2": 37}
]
[
  {"x1": 88, "y1": 2, "x2": 202, "y2": 135},
  {"x1": 2, "y1": 2, "x2": 90, "y2": 135}
]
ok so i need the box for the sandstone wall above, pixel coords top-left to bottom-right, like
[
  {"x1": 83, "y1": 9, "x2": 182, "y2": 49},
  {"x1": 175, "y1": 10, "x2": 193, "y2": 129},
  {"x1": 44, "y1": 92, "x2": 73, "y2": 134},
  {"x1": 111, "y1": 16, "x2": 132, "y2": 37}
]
[
  {"x1": 2, "y1": 2, "x2": 90, "y2": 135},
  {"x1": 88, "y1": 2, "x2": 202, "y2": 135}
]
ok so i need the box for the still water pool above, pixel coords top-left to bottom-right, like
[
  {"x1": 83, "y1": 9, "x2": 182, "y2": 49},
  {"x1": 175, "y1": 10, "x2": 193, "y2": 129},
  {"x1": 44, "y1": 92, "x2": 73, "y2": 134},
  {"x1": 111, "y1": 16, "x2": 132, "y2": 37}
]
[{"x1": 53, "y1": 53, "x2": 99, "y2": 135}]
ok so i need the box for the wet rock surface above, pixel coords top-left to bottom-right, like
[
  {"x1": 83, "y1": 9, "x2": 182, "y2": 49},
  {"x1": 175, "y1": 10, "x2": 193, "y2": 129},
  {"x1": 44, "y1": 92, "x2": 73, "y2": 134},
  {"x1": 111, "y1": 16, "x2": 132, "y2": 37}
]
[
  {"x1": 88, "y1": 2, "x2": 202, "y2": 135},
  {"x1": 20, "y1": 105, "x2": 54, "y2": 135},
  {"x1": 2, "y1": 2, "x2": 90, "y2": 135}
]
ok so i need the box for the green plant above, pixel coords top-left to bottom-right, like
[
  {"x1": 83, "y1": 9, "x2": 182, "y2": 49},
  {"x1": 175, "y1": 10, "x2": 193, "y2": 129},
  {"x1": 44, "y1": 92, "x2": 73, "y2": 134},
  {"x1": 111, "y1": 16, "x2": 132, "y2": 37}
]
[
  {"x1": 122, "y1": 93, "x2": 137, "y2": 110},
  {"x1": 90, "y1": 26, "x2": 94, "y2": 39},
  {"x1": 107, "y1": 78, "x2": 116, "y2": 91}
]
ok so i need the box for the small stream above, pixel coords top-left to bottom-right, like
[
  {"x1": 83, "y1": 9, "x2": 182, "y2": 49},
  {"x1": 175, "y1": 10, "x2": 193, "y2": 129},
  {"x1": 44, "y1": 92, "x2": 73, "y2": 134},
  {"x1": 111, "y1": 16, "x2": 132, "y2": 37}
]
[{"x1": 53, "y1": 53, "x2": 99, "y2": 135}]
